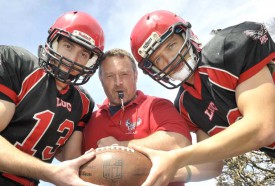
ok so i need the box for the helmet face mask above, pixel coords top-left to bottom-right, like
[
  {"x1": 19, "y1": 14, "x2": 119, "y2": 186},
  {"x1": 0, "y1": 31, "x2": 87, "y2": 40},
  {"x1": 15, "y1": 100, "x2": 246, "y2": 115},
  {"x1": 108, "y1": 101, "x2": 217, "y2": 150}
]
[
  {"x1": 140, "y1": 23, "x2": 199, "y2": 89},
  {"x1": 130, "y1": 10, "x2": 201, "y2": 89},
  {"x1": 39, "y1": 11, "x2": 105, "y2": 85}
]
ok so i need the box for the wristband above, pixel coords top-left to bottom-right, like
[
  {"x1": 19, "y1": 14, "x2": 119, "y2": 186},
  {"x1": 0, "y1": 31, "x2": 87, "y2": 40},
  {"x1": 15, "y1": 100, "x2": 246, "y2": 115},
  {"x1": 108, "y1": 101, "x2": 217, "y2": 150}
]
[{"x1": 185, "y1": 165, "x2": 192, "y2": 183}]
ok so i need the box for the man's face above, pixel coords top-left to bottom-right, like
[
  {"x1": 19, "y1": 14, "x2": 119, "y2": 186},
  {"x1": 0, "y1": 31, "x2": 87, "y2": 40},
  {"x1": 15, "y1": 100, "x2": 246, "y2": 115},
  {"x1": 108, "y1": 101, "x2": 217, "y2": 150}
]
[
  {"x1": 148, "y1": 34, "x2": 189, "y2": 77},
  {"x1": 55, "y1": 37, "x2": 92, "y2": 76},
  {"x1": 100, "y1": 56, "x2": 137, "y2": 106}
]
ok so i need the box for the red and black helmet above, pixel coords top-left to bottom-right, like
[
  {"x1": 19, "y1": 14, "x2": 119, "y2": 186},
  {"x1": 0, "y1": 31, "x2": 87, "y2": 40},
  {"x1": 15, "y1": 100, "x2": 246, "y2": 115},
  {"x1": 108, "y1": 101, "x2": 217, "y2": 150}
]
[
  {"x1": 38, "y1": 11, "x2": 105, "y2": 85},
  {"x1": 130, "y1": 10, "x2": 201, "y2": 89}
]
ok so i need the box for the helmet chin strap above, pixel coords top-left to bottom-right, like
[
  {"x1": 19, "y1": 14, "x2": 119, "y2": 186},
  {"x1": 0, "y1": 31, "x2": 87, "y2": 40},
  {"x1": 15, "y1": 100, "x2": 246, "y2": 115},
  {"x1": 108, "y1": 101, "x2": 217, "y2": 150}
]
[{"x1": 170, "y1": 47, "x2": 197, "y2": 81}]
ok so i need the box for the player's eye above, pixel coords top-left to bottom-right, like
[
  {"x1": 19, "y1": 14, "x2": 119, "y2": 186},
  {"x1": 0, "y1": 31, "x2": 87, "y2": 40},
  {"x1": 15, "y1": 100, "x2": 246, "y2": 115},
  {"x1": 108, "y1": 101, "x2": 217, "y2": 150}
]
[
  {"x1": 80, "y1": 52, "x2": 90, "y2": 60},
  {"x1": 168, "y1": 42, "x2": 176, "y2": 50},
  {"x1": 62, "y1": 42, "x2": 72, "y2": 49},
  {"x1": 154, "y1": 56, "x2": 162, "y2": 66}
]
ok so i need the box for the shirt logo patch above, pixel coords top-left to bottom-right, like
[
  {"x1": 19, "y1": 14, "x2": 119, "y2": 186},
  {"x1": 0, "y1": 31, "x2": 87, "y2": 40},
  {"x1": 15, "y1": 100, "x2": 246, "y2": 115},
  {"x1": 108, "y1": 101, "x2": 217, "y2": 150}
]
[
  {"x1": 244, "y1": 23, "x2": 268, "y2": 45},
  {"x1": 125, "y1": 117, "x2": 142, "y2": 134}
]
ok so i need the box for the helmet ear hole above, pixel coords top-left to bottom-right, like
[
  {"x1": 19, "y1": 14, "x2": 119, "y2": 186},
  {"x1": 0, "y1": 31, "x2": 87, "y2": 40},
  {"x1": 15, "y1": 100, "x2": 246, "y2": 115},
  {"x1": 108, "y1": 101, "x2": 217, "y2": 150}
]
[{"x1": 143, "y1": 60, "x2": 153, "y2": 69}]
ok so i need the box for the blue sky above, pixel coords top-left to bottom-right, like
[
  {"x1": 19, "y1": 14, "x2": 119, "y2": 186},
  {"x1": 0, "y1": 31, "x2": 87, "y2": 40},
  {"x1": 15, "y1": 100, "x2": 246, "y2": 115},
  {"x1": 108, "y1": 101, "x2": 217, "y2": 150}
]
[
  {"x1": 1, "y1": 0, "x2": 274, "y2": 104},
  {"x1": 0, "y1": 0, "x2": 274, "y2": 185}
]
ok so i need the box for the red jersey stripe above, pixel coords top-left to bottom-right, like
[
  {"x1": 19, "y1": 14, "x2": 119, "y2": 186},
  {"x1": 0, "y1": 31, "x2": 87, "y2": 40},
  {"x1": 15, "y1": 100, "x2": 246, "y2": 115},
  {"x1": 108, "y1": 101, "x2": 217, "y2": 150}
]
[
  {"x1": 0, "y1": 84, "x2": 17, "y2": 103},
  {"x1": 239, "y1": 52, "x2": 275, "y2": 84},
  {"x1": 199, "y1": 66, "x2": 238, "y2": 91},
  {"x1": 75, "y1": 86, "x2": 90, "y2": 119},
  {"x1": 17, "y1": 69, "x2": 46, "y2": 105}
]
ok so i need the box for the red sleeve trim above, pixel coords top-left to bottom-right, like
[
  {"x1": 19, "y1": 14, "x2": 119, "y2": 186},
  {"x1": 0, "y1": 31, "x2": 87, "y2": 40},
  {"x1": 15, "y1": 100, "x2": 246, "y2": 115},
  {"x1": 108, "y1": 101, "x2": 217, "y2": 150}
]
[
  {"x1": 199, "y1": 67, "x2": 238, "y2": 91},
  {"x1": 78, "y1": 121, "x2": 85, "y2": 127},
  {"x1": 239, "y1": 52, "x2": 275, "y2": 84},
  {"x1": 75, "y1": 87, "x2": 90, "y2": 118},
  {"x1": 0, "y1": 84, "x2": 17, "y2": 103}
]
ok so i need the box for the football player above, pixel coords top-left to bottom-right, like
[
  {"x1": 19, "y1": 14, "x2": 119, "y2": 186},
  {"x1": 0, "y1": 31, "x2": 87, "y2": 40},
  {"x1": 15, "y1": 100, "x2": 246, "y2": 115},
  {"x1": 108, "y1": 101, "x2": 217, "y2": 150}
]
[
  {"x1": 0, "y1": 11, "x2": 104, "y2": 186},
  {"x1": 130, "y1": 10, "x2": 275, "y2": 186}
]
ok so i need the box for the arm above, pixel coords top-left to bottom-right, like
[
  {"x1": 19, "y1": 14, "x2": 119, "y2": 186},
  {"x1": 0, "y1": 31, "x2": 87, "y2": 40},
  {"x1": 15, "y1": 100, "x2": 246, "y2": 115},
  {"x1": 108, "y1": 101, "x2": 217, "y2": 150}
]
[
  {"x1": 97, "y1": 131, "x2": 190, "y2": 150},
  {"x1": 136, "y1": 66, "x2": 275, "y2": 186},
  {"x1": 97, "y1": 97, "x2": 192, "y2": 150},
  {"x1": 178, "y1": 66, "x2": 275, "y2": 164},
  {"x1": 55, "y1": 131, "x2": 83, "y2": 161},
  {"x1": 173, "y1": 129, "x2": 223, "y2": 182},
  {"x1": 0, "y1": 100, "x2": 97, "y2": 186}
]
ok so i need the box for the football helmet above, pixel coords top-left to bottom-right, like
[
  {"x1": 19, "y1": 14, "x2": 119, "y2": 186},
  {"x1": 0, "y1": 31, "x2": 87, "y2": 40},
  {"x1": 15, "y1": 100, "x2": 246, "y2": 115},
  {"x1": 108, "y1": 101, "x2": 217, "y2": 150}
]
[
  {"x1": 38, "y1": 11, "x2": 105, "y2": 85},
  {"x1": 130, "y1": 10, "x2": 201, "y2": 89}
]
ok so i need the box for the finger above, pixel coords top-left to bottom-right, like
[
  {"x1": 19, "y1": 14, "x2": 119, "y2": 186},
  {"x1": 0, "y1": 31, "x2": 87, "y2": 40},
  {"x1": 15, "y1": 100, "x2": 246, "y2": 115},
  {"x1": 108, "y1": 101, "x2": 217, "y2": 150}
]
[
  {"x1": 97, "y1": 139, "x2": 103, "y2": 147},
  {"x1": 141, "y1": 173, "x2": 158, "y2": 186},
  {"x1": 75, "y1": 151, "x2": 96, "y2": 166},
  {"x1": 81, "y1": 181, "x2": 102, "y2": 186},
  {"x1": 84, "y1": 148, "x2": 94, "y2": 154},
  {"x1": 132, "y1": 144, "x2": 152, "y2": 157},
  {"x1": 143, "y1": 174, "x2": 169, "y2": 186}
]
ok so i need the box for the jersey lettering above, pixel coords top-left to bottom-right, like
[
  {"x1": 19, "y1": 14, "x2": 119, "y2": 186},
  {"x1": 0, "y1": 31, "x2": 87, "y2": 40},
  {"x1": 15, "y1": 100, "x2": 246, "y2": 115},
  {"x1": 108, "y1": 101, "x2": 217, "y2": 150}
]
[
  {"x1": 15, "y1": 110, "x2": 53, "y2": 155},
  {"x1": 15, "y1": 110, "x2": 74, "y2": 160},
  {"x1": 42, "y1": 119, "x2": 74, "y2": 160},
  {"x1": 204, "y1": 101, "x2": 218, "y2": 121},
  {"x1": 56, "y1": 97, "x2": 72, "y2": 112},
  {"x1": 227, "y1": 108, "x2": 242, "y2": 124}
]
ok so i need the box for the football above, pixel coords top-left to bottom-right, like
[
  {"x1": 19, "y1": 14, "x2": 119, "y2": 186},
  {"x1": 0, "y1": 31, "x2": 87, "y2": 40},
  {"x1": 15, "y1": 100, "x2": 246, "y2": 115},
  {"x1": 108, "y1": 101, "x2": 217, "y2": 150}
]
[{"x1": 79, "y1": 146, "x2": 152, "y2": 186}]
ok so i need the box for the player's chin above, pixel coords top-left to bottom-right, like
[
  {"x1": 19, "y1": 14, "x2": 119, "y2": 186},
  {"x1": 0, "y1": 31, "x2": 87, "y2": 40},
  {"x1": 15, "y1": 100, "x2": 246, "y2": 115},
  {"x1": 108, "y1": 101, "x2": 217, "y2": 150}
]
[{"x1": 174, "y1": 62, "x2": 184, "y2": 73}]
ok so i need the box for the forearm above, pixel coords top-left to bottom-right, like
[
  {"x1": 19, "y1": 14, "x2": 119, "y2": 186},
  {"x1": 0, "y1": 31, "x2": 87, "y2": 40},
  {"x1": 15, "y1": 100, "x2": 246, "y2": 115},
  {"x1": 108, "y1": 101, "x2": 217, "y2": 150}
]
[
  {"x1": 172, "y1": 130, "x2": 223, "y2": 182},
  {"x1": 0, "y1": 136, "x2": 55, "y2": 182},
  {"x1": 55, "y1": 131, "x2": 83, "y2": 161},
  {"x1": 173, "y1": 161, "x2": 223, "y2": 182},
  {"x1": 124, "y1": 131, "x2": 190, "y2": 150},
  {"x1": 175, "y1": 117, "x2": 274, "y2": 168}
]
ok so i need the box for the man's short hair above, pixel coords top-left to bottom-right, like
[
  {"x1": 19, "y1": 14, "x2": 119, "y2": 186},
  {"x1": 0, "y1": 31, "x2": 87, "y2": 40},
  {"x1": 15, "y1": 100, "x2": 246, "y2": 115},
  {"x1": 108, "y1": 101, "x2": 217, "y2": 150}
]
[{"x1": 98, "y1": 48, "x2": 137, "y2": 76}]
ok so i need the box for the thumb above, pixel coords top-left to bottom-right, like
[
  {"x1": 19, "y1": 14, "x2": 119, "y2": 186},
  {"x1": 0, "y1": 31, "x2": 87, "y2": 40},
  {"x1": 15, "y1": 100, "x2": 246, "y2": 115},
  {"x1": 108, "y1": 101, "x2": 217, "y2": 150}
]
[{"x1": 132, "y1": 145, "x2": 154, "y2": 158}]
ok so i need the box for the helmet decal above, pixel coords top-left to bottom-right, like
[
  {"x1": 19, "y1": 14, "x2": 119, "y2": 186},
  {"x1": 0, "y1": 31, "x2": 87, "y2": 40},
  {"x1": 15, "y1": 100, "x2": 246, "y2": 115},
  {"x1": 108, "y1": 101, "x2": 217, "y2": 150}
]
[
  {"x1": 72, "y1": 30, "x2": 95, "y2": 46},
  {"x1": 138, "y1": 32, "x2": 161, "y2": 58}
]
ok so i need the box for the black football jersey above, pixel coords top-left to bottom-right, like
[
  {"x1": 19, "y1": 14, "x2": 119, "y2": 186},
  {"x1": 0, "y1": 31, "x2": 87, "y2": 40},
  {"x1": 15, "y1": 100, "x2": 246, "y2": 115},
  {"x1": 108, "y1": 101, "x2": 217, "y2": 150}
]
[
  {"x1": 0, "y1": 45, "x2": 94, "y2": 163},
  {"x1": 174, "y1": 22, "x2": 275, "y2": 156}
]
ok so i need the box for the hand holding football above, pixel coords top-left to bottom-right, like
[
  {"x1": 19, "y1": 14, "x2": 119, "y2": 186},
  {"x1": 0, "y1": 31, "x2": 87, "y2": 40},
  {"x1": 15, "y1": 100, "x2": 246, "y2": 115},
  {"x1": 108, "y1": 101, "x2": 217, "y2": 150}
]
[{"x1": 79, "y1": 146, "x2": 152, "y2": 186}]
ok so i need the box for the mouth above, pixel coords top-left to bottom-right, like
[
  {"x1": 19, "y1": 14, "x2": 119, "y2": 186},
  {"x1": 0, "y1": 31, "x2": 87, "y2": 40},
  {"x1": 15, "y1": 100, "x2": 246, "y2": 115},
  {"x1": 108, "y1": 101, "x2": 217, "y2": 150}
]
[
  {"x1": 117, "y1": 91, "x2": 124, "y2": 99},
  {"x1": 169, "y1": 61, "x2": 184, "y2": 76}
]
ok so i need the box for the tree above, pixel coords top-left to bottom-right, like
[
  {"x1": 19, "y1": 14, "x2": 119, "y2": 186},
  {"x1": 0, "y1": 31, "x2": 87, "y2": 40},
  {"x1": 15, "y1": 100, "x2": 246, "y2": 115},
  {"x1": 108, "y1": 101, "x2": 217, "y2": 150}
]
[{"x1": 216, "y1": 151, "x2": 274, "y2": 186}]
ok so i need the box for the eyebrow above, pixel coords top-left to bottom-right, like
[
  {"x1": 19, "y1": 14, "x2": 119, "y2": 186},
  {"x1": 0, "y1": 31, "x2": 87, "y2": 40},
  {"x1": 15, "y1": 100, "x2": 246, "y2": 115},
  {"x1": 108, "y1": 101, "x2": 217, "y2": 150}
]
[{"x1": 62, "y1": 38, "x2": 91, "y2": 54}]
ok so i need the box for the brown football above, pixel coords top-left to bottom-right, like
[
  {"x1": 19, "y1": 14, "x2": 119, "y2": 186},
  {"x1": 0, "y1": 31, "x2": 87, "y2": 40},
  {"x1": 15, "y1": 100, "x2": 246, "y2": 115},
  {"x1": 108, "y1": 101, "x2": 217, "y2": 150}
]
[{"x1": 79, "y1": 146, "x2": 152, "y2": 186}]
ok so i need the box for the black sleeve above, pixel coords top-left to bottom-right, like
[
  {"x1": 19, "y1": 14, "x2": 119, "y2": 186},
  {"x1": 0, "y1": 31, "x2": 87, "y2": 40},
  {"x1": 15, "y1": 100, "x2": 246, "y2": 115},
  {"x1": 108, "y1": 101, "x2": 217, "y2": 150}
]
[
  {"x1": 0, "y1": 45, "x2": 39, "y2": 103},
  {"x1": 202, "y1": 22, "x2": 275, "y2": 80}
]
